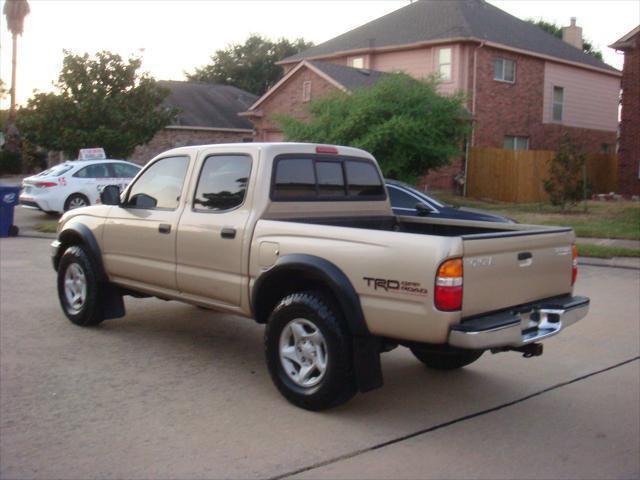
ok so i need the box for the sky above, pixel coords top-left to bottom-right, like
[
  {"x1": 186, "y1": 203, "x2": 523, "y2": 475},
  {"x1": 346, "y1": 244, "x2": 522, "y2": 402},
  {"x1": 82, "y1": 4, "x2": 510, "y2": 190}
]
[{"x1": 1, "y1": 0, "x2": 638, "y2": 108}]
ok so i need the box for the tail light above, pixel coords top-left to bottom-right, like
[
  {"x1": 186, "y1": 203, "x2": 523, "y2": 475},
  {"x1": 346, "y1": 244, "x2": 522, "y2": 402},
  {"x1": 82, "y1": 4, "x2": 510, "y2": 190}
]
[
  {"x1": 34, "y1": 181, "x2": 57, "y2": 188},
  {"x1": 572, "y1": 244, "x2": 578, "y2": 286},
  {"x1": 435, "y1": 258, "x2": 463, "y2": 311}
]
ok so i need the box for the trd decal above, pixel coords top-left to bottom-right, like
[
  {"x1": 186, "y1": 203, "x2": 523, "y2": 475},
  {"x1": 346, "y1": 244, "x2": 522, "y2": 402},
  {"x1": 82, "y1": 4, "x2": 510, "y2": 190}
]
[{"x1": 363, "y1": 277, "x2": 428, "y2": 296}]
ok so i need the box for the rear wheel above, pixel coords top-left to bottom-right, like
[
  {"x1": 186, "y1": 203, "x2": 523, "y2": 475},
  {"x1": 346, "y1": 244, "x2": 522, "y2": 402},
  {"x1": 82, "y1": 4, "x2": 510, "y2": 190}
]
[
  {"x1": 64, "y1": 193, "x2": 89, "y2": 211},
  {"x1": 410, "y1": 345, "x2": 484, "y2": 370},
  {"x1": 57, "y1": 245, "x2": 105, "y2": 326},
  {"x1": 265, "y1": 291, "x2": 356, "y2": 410}
]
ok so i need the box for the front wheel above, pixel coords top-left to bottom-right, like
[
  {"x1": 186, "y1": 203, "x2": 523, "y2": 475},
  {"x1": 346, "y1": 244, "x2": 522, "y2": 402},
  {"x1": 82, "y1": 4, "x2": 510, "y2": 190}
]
[
  {"x1": 57, "y1": 245, "x2": 105, "y2": 326},
  {"x1": 410, "y1": 345, "x2": 484, "y2": 370},
  {"x1": 265, "y1": 291, "x2": 356, "y2": 410}
]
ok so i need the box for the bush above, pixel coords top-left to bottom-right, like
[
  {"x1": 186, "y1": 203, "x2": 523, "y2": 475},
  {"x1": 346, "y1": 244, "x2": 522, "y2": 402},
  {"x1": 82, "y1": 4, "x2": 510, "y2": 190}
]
[
  {"x1": 0, "y1": 150, "x2": 21, "y2": 175},
  {"x1": 543, "y1": 135, "x2": 586, "y2": 212}
]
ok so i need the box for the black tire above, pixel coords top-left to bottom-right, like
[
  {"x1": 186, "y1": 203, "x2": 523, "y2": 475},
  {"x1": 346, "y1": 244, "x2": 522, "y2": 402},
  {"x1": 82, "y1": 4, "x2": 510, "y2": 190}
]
[
  {"x1": 64, "y1": 193, "x2": 89, "y2": 211},
  {"x1": 265, "y1": 291, "x2": 357, "y2": 411},
  {"x1": 8, "y1": 225, "x2": 19, "y2": 236},
  {"x1": 410, "y1": 345, "x2": 484, "y2": 370},
  {"x1": 57, "y1": 245, "x2": 105, "y2": 327}
]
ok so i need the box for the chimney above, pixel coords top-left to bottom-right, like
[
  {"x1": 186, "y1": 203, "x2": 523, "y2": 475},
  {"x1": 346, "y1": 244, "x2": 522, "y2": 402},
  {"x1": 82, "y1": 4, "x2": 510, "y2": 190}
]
[{"x1": 562, "y1": 17, "x2": 583, "y2": 50}]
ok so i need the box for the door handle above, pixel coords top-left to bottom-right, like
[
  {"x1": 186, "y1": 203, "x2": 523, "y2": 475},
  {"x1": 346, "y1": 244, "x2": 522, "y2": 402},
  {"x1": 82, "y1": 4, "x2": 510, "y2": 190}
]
[
  {"x1": 158, "y1": 223, "x2": 171, "y2": 234},
  {"x1": 221, "y1": 227, "x2": 236, "y2": 239}
]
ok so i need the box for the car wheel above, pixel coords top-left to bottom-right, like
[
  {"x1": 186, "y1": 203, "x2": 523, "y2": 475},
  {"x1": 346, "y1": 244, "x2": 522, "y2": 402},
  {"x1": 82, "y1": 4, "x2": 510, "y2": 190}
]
[
  {"x1": 265, "y1": 291, "x2": 357, "y2": 410},
  {"x1": 57, "y1": 245, "x2": 105, "y2": 326},
  {"x1": 64, "y1": 193, "x2": 89, "y2": 211},
  {"x1": 410, "y1": 345, "x2": 484, "y2": 370}
]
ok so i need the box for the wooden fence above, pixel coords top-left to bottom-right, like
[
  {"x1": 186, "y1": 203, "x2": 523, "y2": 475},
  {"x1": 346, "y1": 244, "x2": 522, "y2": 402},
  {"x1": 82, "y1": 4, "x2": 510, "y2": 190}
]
[{"x1": 465, "y1": 147, "x2": 618, "y2": 203}]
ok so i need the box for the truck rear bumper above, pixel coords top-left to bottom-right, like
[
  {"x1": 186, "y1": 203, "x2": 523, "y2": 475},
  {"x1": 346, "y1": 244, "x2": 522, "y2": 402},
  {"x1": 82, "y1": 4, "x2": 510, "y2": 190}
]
[{"x1": 449, "y1": 295, "x2": 589, "y2": 350}]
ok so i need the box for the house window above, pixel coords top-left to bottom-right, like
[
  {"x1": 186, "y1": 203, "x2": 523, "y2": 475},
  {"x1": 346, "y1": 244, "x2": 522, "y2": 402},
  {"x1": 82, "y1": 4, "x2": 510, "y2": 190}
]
[
  {"x1": 504, "y1": 136, "x2": 529, "y2": 150},
  {"x1": 302, "y1": 81, "x2": 312, "y2": 102},
  {"x1": 494, "y1": 58, "x2": 515, "y2": 82},
  {"x1": 438, "y1": 47, "x2": 452, "y2": 81},
  {"x1": 553, "y1": 86, "x2": 564, "y2": 122},
  {"x1": 601, "y1": 143, "x2": 610, "y2": 154},
  {"x1": 351, "y1": 57, "x2": 364, "y2": 69}
]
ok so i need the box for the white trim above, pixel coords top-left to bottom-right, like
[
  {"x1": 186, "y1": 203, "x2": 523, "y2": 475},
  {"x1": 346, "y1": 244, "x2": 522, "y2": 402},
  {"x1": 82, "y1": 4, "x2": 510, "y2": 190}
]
[
  {"x1": 278, "y1": 37, "x2": 621, "y2": 78},
  {"x1": 165, "y1": 125, "x2": 253, "y2": 134},
  {"x1": 246, "y1": 60, "x2": 348, "y2": 112}
]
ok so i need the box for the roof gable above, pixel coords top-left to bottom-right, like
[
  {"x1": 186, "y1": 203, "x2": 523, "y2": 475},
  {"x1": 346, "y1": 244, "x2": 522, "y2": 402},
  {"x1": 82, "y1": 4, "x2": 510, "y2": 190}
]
[
  {"x1": 159, "y1": 81, "x2": 258, "y2": 130},
  {"x1": 246, "y1": 61, "x2": 388, "y2": 112},
  {"x1": 282, "y1": 0, "x2": 617, "y2": 73}
]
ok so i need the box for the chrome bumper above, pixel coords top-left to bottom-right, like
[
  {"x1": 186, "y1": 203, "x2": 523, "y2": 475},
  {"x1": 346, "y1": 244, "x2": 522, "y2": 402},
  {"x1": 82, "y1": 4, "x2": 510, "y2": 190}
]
[{"x1": 449, "y1": 295, "x2": 589, "y2": 350}]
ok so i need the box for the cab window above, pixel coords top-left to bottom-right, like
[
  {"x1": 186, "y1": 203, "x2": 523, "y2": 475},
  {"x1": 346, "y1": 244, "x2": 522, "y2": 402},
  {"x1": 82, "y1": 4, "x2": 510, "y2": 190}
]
[
  {"x1": 193, "y1": 155, "x2": 252, "y2": 212},
  {"x1": 125, "y1": 156, "x2": 189, "y2": 210}
]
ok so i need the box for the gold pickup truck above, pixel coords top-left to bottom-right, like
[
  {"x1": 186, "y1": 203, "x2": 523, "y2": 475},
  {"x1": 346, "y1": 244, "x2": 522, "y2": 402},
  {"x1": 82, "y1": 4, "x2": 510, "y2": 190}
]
[{"x1": 51, "y1": 143, "x2": 589, "y2": 410}]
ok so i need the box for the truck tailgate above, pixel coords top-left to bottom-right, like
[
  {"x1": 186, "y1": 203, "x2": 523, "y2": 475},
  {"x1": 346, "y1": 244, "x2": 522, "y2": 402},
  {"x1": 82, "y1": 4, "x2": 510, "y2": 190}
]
[{"x1": 462, "y1": 228, "x2": 575, "y2": 317}]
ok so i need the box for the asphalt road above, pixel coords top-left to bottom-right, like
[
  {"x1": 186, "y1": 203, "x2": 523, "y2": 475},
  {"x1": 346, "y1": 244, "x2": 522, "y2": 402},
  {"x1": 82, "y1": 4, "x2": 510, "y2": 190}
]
[{"x1": 1, "y1": 237, "x2": 638, "y2": 480}]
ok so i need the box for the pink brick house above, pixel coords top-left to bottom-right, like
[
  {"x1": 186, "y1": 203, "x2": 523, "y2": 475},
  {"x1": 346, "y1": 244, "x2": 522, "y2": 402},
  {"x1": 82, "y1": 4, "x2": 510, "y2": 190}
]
[{"x1": 242, "y1": 0, "x2": 621, "y2": 189}]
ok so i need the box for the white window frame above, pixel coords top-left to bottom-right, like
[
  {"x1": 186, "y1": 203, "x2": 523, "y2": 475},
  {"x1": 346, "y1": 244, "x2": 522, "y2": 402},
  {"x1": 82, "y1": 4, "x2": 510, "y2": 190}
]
[
  {"x1": 302, "y1": 81, "x2": 312, "y2": 102},
  {"x1": 504, "y1": 136, "x2": 529, "y2": 151},
  {"x1": 552, "y1": 86, "x2": 564, "y2": 122},
  {"x1": 438, "y1": 47, "x2": 452, "y2": 82},
  {"x1": 351, "y1": 57, "x2": 364, "y2": 69},
  {"x1": 494, "y1": 58, "x2": 516, "y2": 83}
]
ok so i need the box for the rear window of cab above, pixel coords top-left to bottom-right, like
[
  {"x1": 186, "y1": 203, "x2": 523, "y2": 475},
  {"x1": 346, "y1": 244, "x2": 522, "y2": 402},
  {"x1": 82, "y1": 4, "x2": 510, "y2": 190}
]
[{"x1": 271, "y1": 155, "x2": 386, "y2": 201}]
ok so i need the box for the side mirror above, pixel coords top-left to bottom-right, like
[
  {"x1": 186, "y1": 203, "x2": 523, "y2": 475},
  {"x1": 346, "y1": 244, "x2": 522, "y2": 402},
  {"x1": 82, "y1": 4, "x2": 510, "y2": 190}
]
[
  {"x1": 415, "y1": 202, "x2": 433, "y2": 216},
  {"x1": 100, "y1": 185, "x2": 121, "y2": 206}
]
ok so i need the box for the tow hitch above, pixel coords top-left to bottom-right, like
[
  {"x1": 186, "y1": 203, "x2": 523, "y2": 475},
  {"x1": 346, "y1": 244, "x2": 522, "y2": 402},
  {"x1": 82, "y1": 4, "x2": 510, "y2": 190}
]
[{"x1": 492, "y1": 343, "x2": 544, "y2": 358}]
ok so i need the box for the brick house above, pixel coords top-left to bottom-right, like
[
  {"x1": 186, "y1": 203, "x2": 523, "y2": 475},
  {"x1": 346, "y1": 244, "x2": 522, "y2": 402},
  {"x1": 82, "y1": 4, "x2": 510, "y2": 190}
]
[
  {"x1": 130, "y1": 81, "x2": 256, "y2": 164},
  {"x1": 610, "y1": 26, "x2": 640, "y2": 197},
  {"x1": 242, "y1": 0, "x2": 621, "y2": 189}
]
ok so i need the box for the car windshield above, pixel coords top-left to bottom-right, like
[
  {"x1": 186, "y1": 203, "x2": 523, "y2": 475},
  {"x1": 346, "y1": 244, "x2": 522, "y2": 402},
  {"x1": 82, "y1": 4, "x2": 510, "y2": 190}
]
[{"x1": 38, "y1": 164, "x2": 73, "y2": 177}]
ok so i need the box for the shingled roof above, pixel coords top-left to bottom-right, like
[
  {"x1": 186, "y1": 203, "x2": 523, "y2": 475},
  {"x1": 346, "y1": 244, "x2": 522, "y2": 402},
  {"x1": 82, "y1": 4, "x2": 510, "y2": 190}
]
[
  {"x1": 281, "y1": 0, "x2": 617, "y2": 73},
  {"x1": 308, "y1": 61, "x2": 388, "y2": 89},
  {"x1": 159, "y1": 81, "x2": 257, "y2": 130}
]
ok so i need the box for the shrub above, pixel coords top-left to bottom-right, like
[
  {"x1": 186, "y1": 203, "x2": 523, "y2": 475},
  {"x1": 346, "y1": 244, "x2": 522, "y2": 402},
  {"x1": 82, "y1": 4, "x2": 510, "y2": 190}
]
[
  {"x1": 543, "y1": 135, "x2": 586, "y2": 211},
  {"x1": 0, "y1": 150, "x2": 21, "y2": 175}
]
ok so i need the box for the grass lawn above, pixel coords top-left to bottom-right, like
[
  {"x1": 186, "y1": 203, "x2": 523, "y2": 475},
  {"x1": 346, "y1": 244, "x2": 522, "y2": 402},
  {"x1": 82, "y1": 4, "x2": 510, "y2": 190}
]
[
  {"x1": 36, "y1": 221, "x2": 58, "y2": 233},
  {"x1": 433, "y1": 192, "x2": 640, "y2": 241},
  {"x1": 576, "y1": 244, "x2": 640, "y2": 259}
]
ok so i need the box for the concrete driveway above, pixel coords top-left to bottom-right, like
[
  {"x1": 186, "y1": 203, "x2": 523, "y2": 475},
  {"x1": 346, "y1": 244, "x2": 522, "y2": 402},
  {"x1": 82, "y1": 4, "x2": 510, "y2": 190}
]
[{"x1": 0, "y1": 237, "x2": 638, "y2": 479}]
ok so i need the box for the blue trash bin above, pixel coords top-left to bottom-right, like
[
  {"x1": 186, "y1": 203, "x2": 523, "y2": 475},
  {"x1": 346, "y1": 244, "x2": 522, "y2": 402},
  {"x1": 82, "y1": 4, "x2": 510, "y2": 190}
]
[{"x1": 0, "y1": 185, "x2": 20, "y2": 237}]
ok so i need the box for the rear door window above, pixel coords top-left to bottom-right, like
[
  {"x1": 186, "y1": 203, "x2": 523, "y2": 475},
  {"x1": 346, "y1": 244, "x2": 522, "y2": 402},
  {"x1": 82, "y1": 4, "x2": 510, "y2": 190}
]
[
  {"x1": 110, "y1": 162, "x2": 141, "y2": 178},
  {"x1": 74, "y1": 163, "x2": 111, "y2": 179},
  {"x1": 193, "y1": 155, "x2": 252, "y2": 211}
]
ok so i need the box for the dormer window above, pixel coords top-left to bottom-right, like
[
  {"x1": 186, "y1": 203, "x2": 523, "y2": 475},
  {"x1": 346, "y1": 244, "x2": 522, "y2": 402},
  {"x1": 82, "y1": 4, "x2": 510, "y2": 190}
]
[{"x1": 438, "y1": 47, "x2": 452, "y2": 81}]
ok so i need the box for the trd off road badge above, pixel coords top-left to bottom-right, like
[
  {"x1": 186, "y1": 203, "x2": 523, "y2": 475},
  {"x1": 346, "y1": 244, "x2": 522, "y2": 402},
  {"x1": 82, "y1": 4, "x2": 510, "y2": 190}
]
[{"x1": 363, "y1": 277, "x2": 428, "y2": 296}]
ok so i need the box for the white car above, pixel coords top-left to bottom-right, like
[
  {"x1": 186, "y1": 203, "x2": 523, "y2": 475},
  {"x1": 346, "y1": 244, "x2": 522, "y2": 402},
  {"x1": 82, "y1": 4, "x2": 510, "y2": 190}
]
[{"x1": 20, "y1": 159, "x2": 141, "y2": 214}]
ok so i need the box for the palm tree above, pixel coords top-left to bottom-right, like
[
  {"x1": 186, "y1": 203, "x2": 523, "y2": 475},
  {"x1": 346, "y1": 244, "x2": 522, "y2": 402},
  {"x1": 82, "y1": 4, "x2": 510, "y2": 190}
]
[{"x1": 3, "y1": 0, "x2": 30, "y2": 121}]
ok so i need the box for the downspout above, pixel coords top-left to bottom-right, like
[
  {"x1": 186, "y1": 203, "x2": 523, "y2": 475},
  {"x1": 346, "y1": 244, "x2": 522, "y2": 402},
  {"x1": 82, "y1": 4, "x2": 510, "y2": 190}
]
[{"x1": 463, "y1": 40, "x2": 485, "y2": 197}]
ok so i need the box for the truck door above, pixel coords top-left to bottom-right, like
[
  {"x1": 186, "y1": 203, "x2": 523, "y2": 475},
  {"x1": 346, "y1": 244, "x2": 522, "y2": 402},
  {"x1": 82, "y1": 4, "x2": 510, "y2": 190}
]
[
  {"x1": 102, "y1": 155, "x2": 191, "y2": 291},
  {"x1": 176, "y1": 153, "x2": 253, "y2": 307}
]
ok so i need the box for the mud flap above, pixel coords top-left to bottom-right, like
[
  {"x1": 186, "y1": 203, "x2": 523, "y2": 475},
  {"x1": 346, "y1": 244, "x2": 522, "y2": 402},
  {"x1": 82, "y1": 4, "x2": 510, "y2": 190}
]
[
  {"x1": 101, "y1": 284, "x2": 126, "y2": 320},
  {"x1": 353, "y1": 336, "x2": 383, "y2": 392}
]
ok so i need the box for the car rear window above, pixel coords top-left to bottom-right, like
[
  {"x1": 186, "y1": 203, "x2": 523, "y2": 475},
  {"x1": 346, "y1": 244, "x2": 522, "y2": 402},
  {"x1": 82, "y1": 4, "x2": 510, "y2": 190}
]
[
  {"x1": 272, "y1": 155, "x2": 385, "y2": 201},
  {"x1": 39, "y1": 164, "x2": 73, "y2": 177}
]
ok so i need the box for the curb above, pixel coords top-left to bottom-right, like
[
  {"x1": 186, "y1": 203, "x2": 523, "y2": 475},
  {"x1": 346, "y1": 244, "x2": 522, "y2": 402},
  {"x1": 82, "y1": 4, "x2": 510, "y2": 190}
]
[{"x1": 578, "y1": 256, "x2": 640, "y2": 271}]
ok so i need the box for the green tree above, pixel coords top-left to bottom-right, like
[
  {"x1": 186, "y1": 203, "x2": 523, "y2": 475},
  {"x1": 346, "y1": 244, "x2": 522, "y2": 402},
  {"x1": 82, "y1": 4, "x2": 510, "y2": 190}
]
[
  {"x1": 187, "y1": 35, "x2": 313, "y2": 95},
  {"x1": 277, "y1": 74, "x2": 470, "y2": 183},
  {"x1": 526, "y1": 19, "x2": 603, "y2": 61},
  {"x1": 17, "y1": 50, "x2": 175, "y2": 158},
  {"x1": 543, "y1": 134, "x2": 586, "y2": 212}
]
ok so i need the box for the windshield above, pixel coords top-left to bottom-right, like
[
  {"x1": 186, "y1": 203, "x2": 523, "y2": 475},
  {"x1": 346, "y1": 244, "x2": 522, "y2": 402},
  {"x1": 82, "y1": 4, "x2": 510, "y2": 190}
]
[{"x1": 38, "y1": 164, "x2": 74, "y2": 177}]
